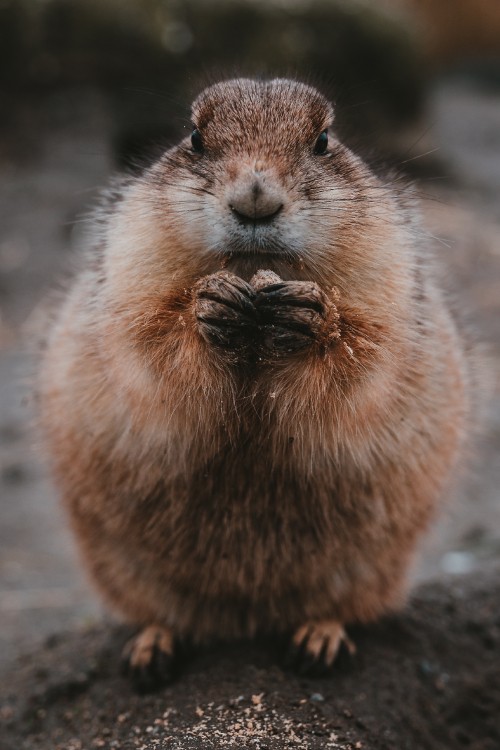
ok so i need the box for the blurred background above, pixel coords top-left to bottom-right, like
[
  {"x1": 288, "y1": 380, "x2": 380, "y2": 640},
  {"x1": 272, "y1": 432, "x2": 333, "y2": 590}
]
[{"x1": 0, "y1": 0, "x2": 499, "y2": 668}]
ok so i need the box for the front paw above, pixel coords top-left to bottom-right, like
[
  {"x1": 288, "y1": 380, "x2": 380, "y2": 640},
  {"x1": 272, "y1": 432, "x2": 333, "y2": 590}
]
[
  {"x1": 194, "y1": 271, "x2": 257, "y2": 352},
  {"x1": 252, "y1": 274, "x2": 339, "y2": 355}
]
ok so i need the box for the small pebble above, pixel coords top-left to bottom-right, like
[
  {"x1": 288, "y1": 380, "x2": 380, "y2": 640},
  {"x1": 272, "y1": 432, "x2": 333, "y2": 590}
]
[
  {"x1": 419, "y1": 659, "x2": 438, "y2": 677},
  {"x1": 310, "y1": 693, "x2": 324, "y2": 702}
]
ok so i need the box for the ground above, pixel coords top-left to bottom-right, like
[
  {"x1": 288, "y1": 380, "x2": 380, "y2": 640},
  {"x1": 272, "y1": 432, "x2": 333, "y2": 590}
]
[
  {"x1": 0, "y1": 77, "x2": 499, "y2": 747},
  {"x1": 1, "y1": 567, "x2": 499, "y2": 750}
]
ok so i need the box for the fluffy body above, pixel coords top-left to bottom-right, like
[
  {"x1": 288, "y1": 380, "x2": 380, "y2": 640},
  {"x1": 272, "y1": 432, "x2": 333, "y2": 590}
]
[{"x1": 39, "y1": 80, "x2": 469, "y2": 655}]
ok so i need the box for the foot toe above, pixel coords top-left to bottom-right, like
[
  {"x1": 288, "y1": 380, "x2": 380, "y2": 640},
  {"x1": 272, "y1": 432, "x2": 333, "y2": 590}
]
[
  {"x1": 287, "y1": 621, "x2": 355, "y2": 677},
  {"x1": 121, "y1": 625, "x2": 177, "y2": 693}
]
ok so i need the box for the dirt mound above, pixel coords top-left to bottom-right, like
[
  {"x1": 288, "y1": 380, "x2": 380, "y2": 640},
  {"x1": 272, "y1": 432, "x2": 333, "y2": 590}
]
[{"x1": 0, "y1": 568, "x2": 498, "y2": 750}]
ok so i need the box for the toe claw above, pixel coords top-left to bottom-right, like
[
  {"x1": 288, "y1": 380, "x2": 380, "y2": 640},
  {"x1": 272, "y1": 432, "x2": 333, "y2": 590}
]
[
  {"x1": 287, "y1": 621, "x2": 355, "y2": 677},
  {"x1": 121, "y1": 626, "x2": 177, "y2": 693},
  {"x1": 154, "y1": 645, "x2": 177, "y2": 683}
]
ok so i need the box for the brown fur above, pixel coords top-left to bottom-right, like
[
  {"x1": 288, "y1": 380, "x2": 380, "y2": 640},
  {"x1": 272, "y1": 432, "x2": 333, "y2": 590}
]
[{"x1": 38, "y1": 79, "x2": 470, "y2": 656}]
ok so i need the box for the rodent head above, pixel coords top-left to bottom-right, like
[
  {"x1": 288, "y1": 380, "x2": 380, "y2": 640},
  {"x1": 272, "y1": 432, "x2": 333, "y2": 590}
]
[
  {"x1": 189, "y1": 78, "x2": 333, "y2": 237},
  {"x1": 141, "y1": 78, "x2": 383, "y2": 281},
  {"x1": 107, "y1": 79, "x2": 410, "y2": 304}
]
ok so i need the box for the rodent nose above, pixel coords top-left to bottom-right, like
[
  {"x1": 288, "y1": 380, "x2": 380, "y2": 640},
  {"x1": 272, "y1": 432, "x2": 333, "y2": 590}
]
[{"x1": 229, "y1": 177, "x2": 283, "y2": 224}]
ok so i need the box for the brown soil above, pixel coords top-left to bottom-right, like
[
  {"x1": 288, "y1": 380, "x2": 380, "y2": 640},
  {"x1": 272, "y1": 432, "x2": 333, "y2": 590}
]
[{"x1": 1, "y1": 567, "x2": 498, "y2": 750}]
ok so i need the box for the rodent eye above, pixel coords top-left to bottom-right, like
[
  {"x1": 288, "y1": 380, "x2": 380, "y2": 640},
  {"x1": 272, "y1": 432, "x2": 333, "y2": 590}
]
[
  {"x1": 191, "y1": 128, "x2": 204, "y2": 153},
  {"x1": 313, "y1": 129, "x2": 329, "y2": 155}
]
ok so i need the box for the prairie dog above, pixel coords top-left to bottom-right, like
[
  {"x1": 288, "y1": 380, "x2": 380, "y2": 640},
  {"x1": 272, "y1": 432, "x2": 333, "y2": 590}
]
[{"x1": 39, "y1": 79, "x2": 469, "y2": 691}]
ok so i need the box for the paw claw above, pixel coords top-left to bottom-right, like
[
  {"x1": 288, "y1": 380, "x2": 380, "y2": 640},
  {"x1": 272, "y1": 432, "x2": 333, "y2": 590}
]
[
  {"x1": 255, "y1": 281, "x2": 327, "y2": 316},
  {"x1": 286, "y1": 621, "x2": 355, "y2": 677},
  {"x1": 195, "y1": 272, "x2": 257, "y2": 351},
  {"x1": 121, "y1": 626, "x2": 177, "y2": 693},
  {"x1": 251, "y1": 276, "x2": 336, "y2": 355}
]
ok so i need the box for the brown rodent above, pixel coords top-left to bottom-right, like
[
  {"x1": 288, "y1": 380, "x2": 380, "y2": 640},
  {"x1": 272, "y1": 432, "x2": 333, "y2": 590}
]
[{"x1": 38, "y1": 78, "x2": 470, "y2": 691}]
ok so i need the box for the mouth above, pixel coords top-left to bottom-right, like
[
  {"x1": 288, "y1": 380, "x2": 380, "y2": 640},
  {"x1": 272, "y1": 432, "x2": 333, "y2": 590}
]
[
  {"x1": 219, "y1": 227, "x2": 297, "y2": 259},
  {"x1": 220, "y1": 245, "x2": 294, "y2": 259},
  {"x1": 216, "y1": 247, "x2": 299, "y2": 273},
  {"x1": 215, "y1": 244, "x2": 306, "y2": 281}
]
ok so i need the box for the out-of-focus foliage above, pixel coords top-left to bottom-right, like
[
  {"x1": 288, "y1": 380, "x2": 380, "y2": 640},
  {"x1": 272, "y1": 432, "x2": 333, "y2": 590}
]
[
  {"x1": 0, "y1": 0, "x2": 425, "y2": 162},
  {"x1": 3, "y1": 0, "x2": 498, "y2": 166},
  {"x1": 404, "y1": 0, "x2": 500, "y2": 63}
]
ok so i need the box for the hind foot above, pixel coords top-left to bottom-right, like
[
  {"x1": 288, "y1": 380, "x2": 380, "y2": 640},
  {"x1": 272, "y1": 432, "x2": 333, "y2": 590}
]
[
  {"x1": 287, "y1": 620, "x2": 356, "y2": 676},
  {"x1": 121, "y1": 625, "x2": 177, "y2": 693}
]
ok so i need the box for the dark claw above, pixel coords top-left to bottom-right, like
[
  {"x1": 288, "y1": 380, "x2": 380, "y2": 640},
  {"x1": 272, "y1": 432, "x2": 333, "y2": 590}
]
[
  {"x1": 122, "y1": 644, "x2": 177, "y2": 694},
  {"x1": 285, "y1": 634, "x2": 336, "y2": 678},
  {"x1": 198, "y1": 320, "x2": 254, "y2": 350},
  {"x1": 197, "y1": 283, "x2": 256, "y2": 318},
  {"x1": 284, "y1": 630, "x2": 310, "y2": 670},
  {"x1": 255, "y1": 281, "x2": 327, "y2": 315},
  {"x1": 195, "y1": 272, "x2": 258, "y2": 351},
  {"x1": 254, "y1": 280, "x2": 330, "y2": 356},
  {"x1": 261, "y1": 306, "x2": 322, "y2": 335},
  {"x1": 154, "y1": 645, "x2": 177, "y2": 684},
  {"x1": 300, "y1": 639, "x2": 333, "y2": 678},
  {"x1": 120, "y1": 655, "x2": 130, "y2": 678},
  {"x1": 131, "y1": 664, "x2": 159, "y2": 694},
  {"x1": 196, "y1": 299, "x2": 256, "y2": 327},
  {"x1": 261, "y1": 326, "x2": 314, "y2": 353}
]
